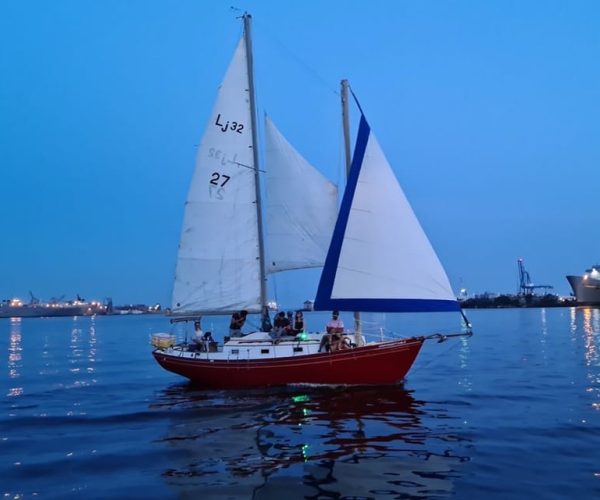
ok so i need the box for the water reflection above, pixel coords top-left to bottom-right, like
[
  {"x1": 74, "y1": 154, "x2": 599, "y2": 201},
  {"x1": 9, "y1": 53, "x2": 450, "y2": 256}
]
[
  {"x1": 568, "y1": 307, "x2": 600, "y2": 412},
  {"x1": 457, "y1": 336, "x2": 472, "y2": 393},
  {"x1": 567, "y1": 307, "x2": 599, "y2": 366},
  {"x1": 7, "y1": 318, "x2": 23, "y2": 397},
  {"x1": 87, "y1": 319, "x2": 97, "y2": 373},
  {"x1": 67, "y1": 317, "x2": 98, "y2": 387},
  {"x1": 70, "y1": 321, "x2": 83, "y2": 373},
  {"x1": 578, "y1": 308, "x2": 599, "y2": 367},
  {"x1": 540, "y1": 308, "x2": 548, "y2": 353},
  {"x1": 569, "y1": 307, "x2": 577, "y2": 337},
  {"x1": 152, "y1": 384, "x2": 471, "y2": 498}
]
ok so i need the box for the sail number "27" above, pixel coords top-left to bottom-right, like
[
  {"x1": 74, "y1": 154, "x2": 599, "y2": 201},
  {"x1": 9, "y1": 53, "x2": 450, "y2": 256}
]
[{"x1": 210, "y1": 172, "x2": 231, "y2": 187}]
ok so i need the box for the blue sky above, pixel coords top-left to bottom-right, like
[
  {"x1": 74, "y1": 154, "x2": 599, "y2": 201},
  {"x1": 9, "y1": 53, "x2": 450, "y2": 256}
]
[{"x1": 1, "y1": 0, "x2": 598, "y2": 307}]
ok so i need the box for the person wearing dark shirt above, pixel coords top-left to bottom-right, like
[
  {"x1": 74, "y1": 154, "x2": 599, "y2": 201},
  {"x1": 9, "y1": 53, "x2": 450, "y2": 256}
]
[
  {"x1": 293, "y1": 311, "x2": 305, "y2": 334},
  {"x1": 272, "y1": 311, "x2": 291, "y2": 339},
  {"x1": 229, "y1": 310, "x2": 248, "y2": 337},
  {"x1": 261, "y1": 306, "x2": 272, "y2": 332}
]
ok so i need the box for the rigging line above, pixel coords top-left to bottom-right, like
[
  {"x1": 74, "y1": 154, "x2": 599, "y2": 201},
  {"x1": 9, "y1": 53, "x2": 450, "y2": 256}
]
[
  {"x1": 417, "y1": 336, "x2": 465, "y2": 371},
  {"x1": 272, "y1": 273, "x2": 279, "y2": 310},
  {"x1": 253, "y1": 18, "x2": 339, "y2": 97},
  {"x1": 348, "y1": 85, "x2": 366, "y2": 117},
  {"x1": 460, "y1": 309, "x2": 473, "y2": 333},
  {"x1": 232, "y1": 160, "x2": 266, "y2": 173}
]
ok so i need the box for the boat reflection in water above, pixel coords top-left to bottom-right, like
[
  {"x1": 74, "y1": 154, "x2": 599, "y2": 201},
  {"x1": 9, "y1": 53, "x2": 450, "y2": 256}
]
[{"x1": 152, "y1": 384, "x2": 471, "y2": 498}]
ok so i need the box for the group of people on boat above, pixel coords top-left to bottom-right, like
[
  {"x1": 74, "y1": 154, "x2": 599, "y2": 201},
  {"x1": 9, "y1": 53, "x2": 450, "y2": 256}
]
[
  {"x1": 188, "y1": 309, "x2": 349, "y2": 351},
  {"x1": 227, "y1": 308, "x2": 305, "y2": 339},
  {"x1": 268, "y1": 310, "x2": 305, "y2": 340}
]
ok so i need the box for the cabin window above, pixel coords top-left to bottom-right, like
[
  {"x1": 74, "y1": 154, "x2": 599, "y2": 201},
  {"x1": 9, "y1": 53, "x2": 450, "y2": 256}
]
[
  {"x1": 231, "y1": 349, "x2": 239, "y2": 354},
  {"x1": 293, "y1": 347, "x2": 303, "y2": 353},
  {"x1": 261, "y1": 349, "x2": 270, "y2": 354}
]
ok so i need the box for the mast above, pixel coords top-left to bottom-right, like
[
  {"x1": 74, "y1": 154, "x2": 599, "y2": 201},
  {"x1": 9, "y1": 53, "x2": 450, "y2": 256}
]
[
  {"x1": 341, "y1": 79, "x2": 363, "y2": 347},
  {"x1": 243, "y1": 13, "x2": 268, "y2": 313},
  {"x1": 341, "y1": 80, "x2": 352, "y2": 176}
]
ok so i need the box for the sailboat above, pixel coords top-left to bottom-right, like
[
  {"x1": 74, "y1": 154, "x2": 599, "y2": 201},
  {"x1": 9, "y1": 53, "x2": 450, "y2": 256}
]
[{"x1": 152, "y1": 14, "x2": 472, "y2": 388}]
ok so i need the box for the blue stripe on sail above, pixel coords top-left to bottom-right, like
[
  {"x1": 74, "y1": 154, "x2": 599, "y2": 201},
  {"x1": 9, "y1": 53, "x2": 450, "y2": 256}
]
[
  {"x1": 315, "y1": 298, "x2": 461, "y2": 313},
  {"x1": 314, "y1": 113, "x2": 460, "y2": 314},
  {"x1": 314, "y1": 115, "x2": 371, "y2": 311}
]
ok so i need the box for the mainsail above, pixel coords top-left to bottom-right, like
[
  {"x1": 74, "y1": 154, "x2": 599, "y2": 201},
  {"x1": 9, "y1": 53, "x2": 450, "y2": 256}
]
[
  {"x1": 315, "y1": 114, "x2": 459, "y2": 313},
  {"x1": 172, "y1": 37, "x2": 262, "y2": 315},
  {"x1": 264, "y1": 115, "x2": 338, "y2": 273},
  {"x1": 172, "y1": 37, "x2": 338, "y2": 316}
]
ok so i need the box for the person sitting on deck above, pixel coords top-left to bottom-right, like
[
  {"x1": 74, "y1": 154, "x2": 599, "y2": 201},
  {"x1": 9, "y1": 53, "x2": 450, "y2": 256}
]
[
  {"x1": 229, "y1": 310, "x2": 248, "y2": 338},
  {"x1": 201, "y1": 331, "x2": 216, "y2": 352},
  {"x1": 293, "y1": 310, "x2": 305, "y2": 334},
  {"x1": 271, "y1": 311, "x2": 291, "y2": 340},
  {"x1": 191, "y1": 319, "x2": 214, "y2": 351},
  {"x1": 319, "y1": 310, "x2": 345, "y2": 352},
  {"x1": 192, "y1": 319, "x2": 203, "y2": 344}
]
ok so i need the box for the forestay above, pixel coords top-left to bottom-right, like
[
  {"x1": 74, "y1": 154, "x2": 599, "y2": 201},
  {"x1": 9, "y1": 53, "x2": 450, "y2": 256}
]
[
  {"x1": 315, "y1": 115, "x2": 459, "y2": 313},
  {"x1": 264, "y1": 115, "x2": 338, "y2": 273},
  {"x1": 172, "y1": 37, "x2": 262, "y2": 315}
]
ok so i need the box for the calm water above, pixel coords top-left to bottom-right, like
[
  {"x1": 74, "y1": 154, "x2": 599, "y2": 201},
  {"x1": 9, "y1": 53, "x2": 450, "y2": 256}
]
[{"x1": 1, "y1": 308, "x2": 599, "y2": 498}]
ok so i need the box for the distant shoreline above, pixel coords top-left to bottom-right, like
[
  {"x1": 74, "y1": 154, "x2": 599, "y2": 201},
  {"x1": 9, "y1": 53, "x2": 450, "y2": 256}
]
[{"x1": 460, "y1": 294, "x2": 579, "y2": 309}]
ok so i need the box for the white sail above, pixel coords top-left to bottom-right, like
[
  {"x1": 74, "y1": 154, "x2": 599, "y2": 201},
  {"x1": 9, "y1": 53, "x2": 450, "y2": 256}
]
[
  {"x1": 315, "y1": 115, "x2": 458, "y2": 313},
  {"x1": 264, "y1": 115, "x2": 338, "y2": 273},
  {"x1": 171, "y1": 37, "x2": 262, "y2": 315}
]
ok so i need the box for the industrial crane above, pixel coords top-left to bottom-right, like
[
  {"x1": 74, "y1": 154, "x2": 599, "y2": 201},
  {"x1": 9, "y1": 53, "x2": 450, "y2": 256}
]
[{"x1": 517, "y1": 258, "x2": 553, "y2": 296}]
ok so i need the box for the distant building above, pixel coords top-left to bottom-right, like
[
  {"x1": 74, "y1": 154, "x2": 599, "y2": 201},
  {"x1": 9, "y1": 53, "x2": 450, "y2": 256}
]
[
  {"x1": 112, "y1": 303, "x2": 161, "y2": 315},
  {"x1": 303, "y1": 300, "x2": 314, "y2": 311}
]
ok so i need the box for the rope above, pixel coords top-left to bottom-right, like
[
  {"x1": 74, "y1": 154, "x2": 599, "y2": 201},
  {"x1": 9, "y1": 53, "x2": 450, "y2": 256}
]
[
  {"x1": 349, "y1": 86, "x2": 366, "y2": 117},
  {"x1": 416, "y1": 333, "x2": 467, "y2": 370},
  {"x1": 254, "y1": 18, "x2": 339, "y2": 97}
]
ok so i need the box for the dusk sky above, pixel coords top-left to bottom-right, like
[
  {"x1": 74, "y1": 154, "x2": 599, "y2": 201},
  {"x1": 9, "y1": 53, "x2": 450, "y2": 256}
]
[{"x1": 1, "y1": 0, "x2": 598, "y2": 307}]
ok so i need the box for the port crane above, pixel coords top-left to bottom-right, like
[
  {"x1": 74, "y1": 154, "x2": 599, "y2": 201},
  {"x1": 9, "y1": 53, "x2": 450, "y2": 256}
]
[
  {"x1": 49, "y1": 294, "x2": 66, "y2": 304},
  {"x1": 517, "y1": 258, "x2": 553, "y2": 296}
]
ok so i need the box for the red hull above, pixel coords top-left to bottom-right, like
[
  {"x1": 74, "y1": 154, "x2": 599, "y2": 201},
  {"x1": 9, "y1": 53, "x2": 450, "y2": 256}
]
[{"x1": 152, "y1": 338, "x2": 425, "y2": 389}]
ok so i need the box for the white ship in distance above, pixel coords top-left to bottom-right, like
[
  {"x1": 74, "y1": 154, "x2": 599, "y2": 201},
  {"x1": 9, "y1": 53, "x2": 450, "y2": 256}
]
[{"x1": 567, "y1": 265, "x2": 600, "y2": 305}]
